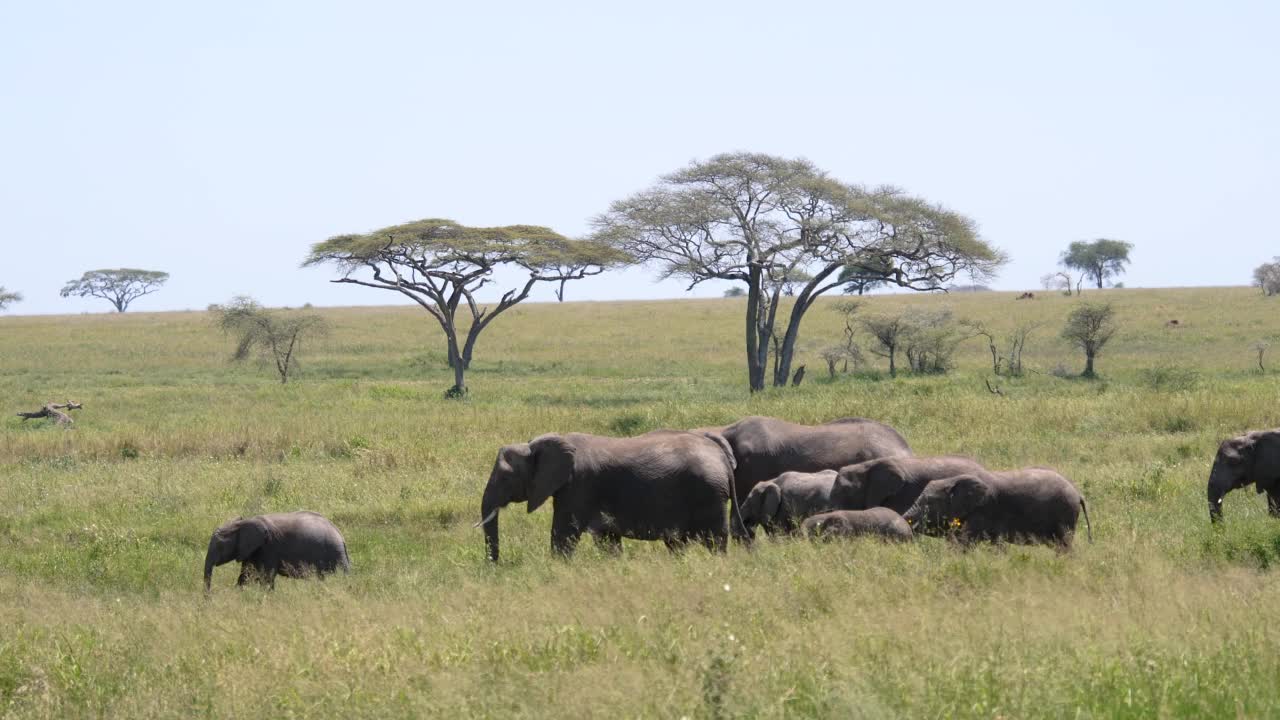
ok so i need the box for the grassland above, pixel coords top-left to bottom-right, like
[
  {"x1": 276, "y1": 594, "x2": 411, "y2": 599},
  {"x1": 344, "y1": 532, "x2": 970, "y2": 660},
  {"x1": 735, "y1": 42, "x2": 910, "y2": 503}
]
[{"x1": 3, "y1": 286, "x2": 1280, "y2": 718}]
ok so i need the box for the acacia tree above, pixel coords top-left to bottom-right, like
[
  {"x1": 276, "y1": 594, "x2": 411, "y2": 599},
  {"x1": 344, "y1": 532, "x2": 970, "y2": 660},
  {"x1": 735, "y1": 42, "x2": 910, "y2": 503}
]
[
  {"x1": 212, "y1": 296, "x2": 328, "y2": 384},
  {"x1": 839, "y1": 253, "x2": 894, "y2": 295},
  {"x1": 1062, "y1": 302, "x2": 1117, "y2": 378},
  {"x1": 1061, "y1": 239, "x2": 1132, "y2": 289},
  {"x1": 594, "y1": 153, "x2": 1004, "y2": 391},
  {"x1": 305, "y1": 219, "x2": 627, "y2": 396},
  {"x1": 1253, "y1": 258, "x2": 1280, "y2": 296},
  {"x1": 60, "y1": 269, "x2": 169, "y2": 312},
  {"x1": 0, "y1": 287, "x2": 20, "y2": 311}
]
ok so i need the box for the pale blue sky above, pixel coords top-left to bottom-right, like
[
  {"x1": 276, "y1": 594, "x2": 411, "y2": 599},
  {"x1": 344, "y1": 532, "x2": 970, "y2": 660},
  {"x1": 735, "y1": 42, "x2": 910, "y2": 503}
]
[{"x1": 2, "y1": 1, "x2": 1276, "y2": 314}]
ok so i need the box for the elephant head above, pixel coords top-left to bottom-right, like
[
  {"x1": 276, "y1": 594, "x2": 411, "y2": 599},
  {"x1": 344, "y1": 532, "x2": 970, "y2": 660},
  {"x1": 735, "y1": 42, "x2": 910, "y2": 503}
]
[
  {"x1": 834, "y1": 458, "x2": 906, "y2": 510},
  {"x1": 204, "y1": 516, "x2": 272, "y2": 591},
  {"x1": 1208, "y1": 431, "x2": 1280, "y2": 522},
  {"x1": 478, "y1": 434, "x2": 576, "y2": 562},
  {"x1": 740, "y1": 481, "x2": 782, "y2": 531},
  {"x1": 902, "y1": 474, "x2": 992, "y2": 533}
]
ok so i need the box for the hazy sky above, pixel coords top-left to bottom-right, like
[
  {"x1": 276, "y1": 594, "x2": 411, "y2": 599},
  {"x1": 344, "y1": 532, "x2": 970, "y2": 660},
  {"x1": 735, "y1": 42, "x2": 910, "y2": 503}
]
[{"x1": 2, "y1": 1, "x2": 1276, "y2": 314}]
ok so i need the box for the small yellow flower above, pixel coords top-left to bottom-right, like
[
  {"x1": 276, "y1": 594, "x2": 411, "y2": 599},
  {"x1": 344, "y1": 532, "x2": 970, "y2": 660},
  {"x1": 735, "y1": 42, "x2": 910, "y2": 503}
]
[{"x1": 949, "y1": 517, "x2": 963, "y2": 529}]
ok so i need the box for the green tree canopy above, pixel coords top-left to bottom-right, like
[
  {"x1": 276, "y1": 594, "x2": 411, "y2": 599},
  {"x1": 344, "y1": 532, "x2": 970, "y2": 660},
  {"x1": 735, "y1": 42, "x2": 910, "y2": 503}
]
[
  {"x1": 0, "y1": 287, "x2": 20, "y2": 311},
  {"x1": 1060, "y1": 239, "x2": 1133, "y2": 289},
  {"x1": 1062, "y1": 302, "x2": 1118, "y2": 378},
  {"x1": 304, "y1": 218, "x2": 629, "y2": 395},
  {"x1": 593, "y1": 152, "x2": 1005, "y2": 391},
  {"x1": 839, "y1": 253, "x2": 895, "y2": 295},
  {"x1": 60, "y1": 269, "x2": 169, "y2": 312}
]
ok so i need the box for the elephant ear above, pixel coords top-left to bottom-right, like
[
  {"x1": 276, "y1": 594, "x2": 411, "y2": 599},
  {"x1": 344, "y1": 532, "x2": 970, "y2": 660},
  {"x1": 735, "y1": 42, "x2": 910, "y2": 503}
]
[
  {"x1": 1251, "y1": 433, "x2": 1280, "y2": 494},
  {"x1": 946, "y1": 475, "x2": 993, "y2": 519},
  {"x1": 864, "y1": 459, "x2": 907, "y2": 508},
  {"x1": 760, "y1": 482, "x2": 783, "y2": 522},
  {"x1": 235, "y1": 517, "x2": 272, "y2": 561},
  {"x1": 527, "y1": 434, "x2": 576, "y2": 513}
]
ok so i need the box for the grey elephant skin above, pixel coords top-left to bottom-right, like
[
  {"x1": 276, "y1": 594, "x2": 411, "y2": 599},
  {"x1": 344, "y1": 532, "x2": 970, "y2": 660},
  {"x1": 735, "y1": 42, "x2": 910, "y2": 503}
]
[
  {"x1": 832, "y1": 455, "x2": 988, "y2": 514},
  {"x1": 902, "y1": 469, "x2": 1092, "y2": 548},
  {"x1": 1207, "y1": 429, "x2": 1280, "y2": 522},
  {"x1": 478, "y1": 430, "x2": 737, "y2": 561},
  {"x1": 703, "y1": 416, "x2": 911, "y2": 532},
  {"x1": 204, "y1": 511, "x2": 350, "y2": 591},
  {"x1": 801, "y1": 508, "x2": 913, "y2": 542},
  {"x1": 740, "y1": 470, "x2": 839, "y2": 535}
]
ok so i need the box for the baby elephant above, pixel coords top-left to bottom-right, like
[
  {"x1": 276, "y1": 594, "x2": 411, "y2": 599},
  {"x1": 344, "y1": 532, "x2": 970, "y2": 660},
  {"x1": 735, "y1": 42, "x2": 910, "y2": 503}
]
[
  {"x1": 204, "y1": 510, "x2": 350, "y2": 591},
  {"x1": 801, "y1": 508, "x2": 913, "y2": 542},
  {"x1": 902, "y1": 470, "x2": 1092, "y2": 549},
  {"x1": 739, "y1": 469, "x2": 839, "y2": 535}
]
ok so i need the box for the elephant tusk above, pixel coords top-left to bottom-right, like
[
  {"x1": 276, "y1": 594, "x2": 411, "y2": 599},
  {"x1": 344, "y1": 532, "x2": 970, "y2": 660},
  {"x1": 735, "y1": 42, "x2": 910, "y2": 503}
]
[{"x1": 473, "y1": 508, "x2": 499, "y2": 529}]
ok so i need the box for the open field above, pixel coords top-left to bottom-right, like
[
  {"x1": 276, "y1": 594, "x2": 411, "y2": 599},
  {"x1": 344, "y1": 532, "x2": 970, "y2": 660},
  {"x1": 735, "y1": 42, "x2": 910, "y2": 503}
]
[{"x1": 3, "y1": 286, "x2": 1280, "y2": 718}]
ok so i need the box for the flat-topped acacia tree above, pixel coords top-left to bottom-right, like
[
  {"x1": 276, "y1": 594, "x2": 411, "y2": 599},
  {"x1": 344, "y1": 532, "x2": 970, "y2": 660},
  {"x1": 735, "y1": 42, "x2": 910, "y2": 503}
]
[
  {"x1": 305, "y1": 219, "x2": 629, "y2": 396},
  {"x1": 60, "y1": 269, "x2": 169, "y2": 312},
  {"x1": 594, "y1": 153, "x2": 1005, "y2": 391}
]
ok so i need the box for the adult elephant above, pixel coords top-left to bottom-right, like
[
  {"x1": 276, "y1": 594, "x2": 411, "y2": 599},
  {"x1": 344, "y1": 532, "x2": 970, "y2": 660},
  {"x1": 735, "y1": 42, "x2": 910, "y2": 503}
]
[
  {"x1": 704, "y1": 416, "x2": 911, "y2": 535},
  {"x1": 903, "y1": 468, "x2": 1092, "y2": 548},
  {"x1": 477, "y1": 430, "x2": 738, "y2": 562},
  {"x1": 831, "y1": 455, "x2": 988, "y2": 514},
  {"x1": 203, "y1": 511, "x2": 350, "y2": 591},
  {"x1": 1207, "y1": 429, "x2": 1280, "y2": 522}
]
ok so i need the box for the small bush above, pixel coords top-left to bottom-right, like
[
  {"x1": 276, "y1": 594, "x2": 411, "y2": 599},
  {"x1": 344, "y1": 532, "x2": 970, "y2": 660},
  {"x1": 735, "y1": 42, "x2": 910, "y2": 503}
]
[{"x1": 608, "y1": 413, "x2": 651, "y2": 436}]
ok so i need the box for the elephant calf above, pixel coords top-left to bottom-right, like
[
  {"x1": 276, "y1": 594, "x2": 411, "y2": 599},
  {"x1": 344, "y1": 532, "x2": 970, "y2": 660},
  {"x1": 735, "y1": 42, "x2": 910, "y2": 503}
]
[
  {"x1": 902, "y1": 469, "x2": 1092, "y2": 549},
  {"x1": 739, "y1": 470, "x2": 839, "y2": 535},
  {"x1": 204, "y1": 511, "x2": 350, "y2": 591},
  {"x1": 830, "y1": 455, "x2": 988, "y2": 514},
  {"x1": 801, "y1": 508, "x2": 913, "y2": 542}
]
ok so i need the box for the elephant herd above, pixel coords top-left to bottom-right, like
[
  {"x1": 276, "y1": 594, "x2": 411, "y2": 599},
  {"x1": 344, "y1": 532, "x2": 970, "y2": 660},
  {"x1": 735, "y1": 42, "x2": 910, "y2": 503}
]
[{"x1": 203, "y1": 417, "x2": 1280, "y2": 590}]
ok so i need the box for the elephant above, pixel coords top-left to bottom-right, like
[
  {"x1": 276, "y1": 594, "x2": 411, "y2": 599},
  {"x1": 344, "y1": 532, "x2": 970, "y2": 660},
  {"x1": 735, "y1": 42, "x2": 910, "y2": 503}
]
[
  {"x1": 739, "y1": 470, "x2": 839, "y2": 535},
  {"x1": 700, "y1": 416, "x2": 912, "y2": 537},
  {"x1": 1207, "y1": 429, "x2": 1280, "y2": 522},
  {"x1": 477, "y1": 430, "x2": 738, "y2": 562},
  {"x1": 203, "y1": 511, "x2": 350, "y2": 591},
  {"x1": 902, "y1": 469, "x2": 1092, "y2": 548},
  {"x1": 831, "y1": 455, "x2": 988, "y2": 514},
  {"x1": 801, "y1": 508, "x2": 914, "y2": 542}
]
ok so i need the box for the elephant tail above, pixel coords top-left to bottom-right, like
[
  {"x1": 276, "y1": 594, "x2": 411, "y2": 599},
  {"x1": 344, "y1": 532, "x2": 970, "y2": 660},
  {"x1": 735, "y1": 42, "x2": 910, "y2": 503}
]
[
  {"x1": 340, "y1": 542, "x2": 352, "y2": 573},
  {"x1": 1079, "y1": 497, "x2": 1093, "y2": 544},
  {"x1": 700, "y1": 431, "x2": 748, "y2": 542}
]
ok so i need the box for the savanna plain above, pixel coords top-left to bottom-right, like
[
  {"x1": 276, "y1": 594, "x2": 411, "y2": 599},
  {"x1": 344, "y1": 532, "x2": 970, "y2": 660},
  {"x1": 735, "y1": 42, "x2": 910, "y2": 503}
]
[{"x1": 3, "y1": 286, "x2": 1280, "y2": 719}]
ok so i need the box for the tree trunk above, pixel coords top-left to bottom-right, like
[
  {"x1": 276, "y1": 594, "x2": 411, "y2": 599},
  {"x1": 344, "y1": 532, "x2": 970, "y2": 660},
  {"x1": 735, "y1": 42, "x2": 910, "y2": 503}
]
[
  {"x1": 888, "y1": 347, "x2": 897, "y2": 378},
  {"x1": 1083, "y1": 351, "x2": 1095, "y2": 378},
  {"x1": 744, "y1": 270, "x2": 766, "y2": 393}
]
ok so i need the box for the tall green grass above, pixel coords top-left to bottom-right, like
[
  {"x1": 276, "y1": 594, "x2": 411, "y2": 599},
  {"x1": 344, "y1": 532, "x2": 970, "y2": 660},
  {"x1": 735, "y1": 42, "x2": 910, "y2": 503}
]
[{"x1": 3, "y1": 287, "x2": 1280, "y2": 718}]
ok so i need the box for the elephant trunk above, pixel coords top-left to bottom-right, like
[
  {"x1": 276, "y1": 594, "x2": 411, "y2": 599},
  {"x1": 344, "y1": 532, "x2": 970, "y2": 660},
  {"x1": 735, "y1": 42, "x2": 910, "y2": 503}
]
[
  {"x1": 480, "y1": 487, "x2": 503, "y2": 563},
  {"x1": 1207, "y1": 460, "x2": 1231, "y2": 523}
]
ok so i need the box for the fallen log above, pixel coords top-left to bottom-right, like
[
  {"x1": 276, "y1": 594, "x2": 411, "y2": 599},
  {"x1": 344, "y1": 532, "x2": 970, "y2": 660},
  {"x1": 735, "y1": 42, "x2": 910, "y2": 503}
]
[{"x1": 16, "y1": 401, "x2": 83, "y2": 425}]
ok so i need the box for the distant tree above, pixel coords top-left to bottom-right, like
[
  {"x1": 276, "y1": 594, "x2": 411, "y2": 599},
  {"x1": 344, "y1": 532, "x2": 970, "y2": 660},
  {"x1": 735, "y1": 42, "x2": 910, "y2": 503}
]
[
  {"x1": 1062, "y1": 302, "x2": 1117, "y2": 378},
  {"x1": 723, "y1": 286, "x2": 746, "y2": 298},
  {"x1": 1060, "y1": 239, "x2": 1133, "y2": 290},
  {"x1": 305, "y1": 219, "x2": 628, "y2": 396},
  {"x1": 1253, "y1": 340, "x2": 1270, "y2": 372},
  {"x1": 1253, "y1": 258, "x2": 1280, "y2": 296},
  {"x1": 0, "y1": 287, "x2": 20, "y2": 311},
  {"x1": 861, "y1": 313, "x2": 911, "y2": 378},
  {"x1": 60, "y1": 269, "x2": 169, "y2": 312},
  {"x1": 831, "y1": 300, "x2": 865, "y2": 373},
  {"x1": 594, "y1": 152, "x2": 1005, "y2": 392},
  {"x1": 901, "y1": 308, "x2": 966, "y2": 374},
  {"x1": 968, "y1": 319, "x2": 1040, "y2": 376},
  {"x1": 1034, "y1": 271, "x2": 1075, "y2": 294},
  {"x1": 211, "y1": 296, "x2": 328, "y2": 384},
  {"x1": 839, "y1": 254, "x2": 894, "y2": 295}
]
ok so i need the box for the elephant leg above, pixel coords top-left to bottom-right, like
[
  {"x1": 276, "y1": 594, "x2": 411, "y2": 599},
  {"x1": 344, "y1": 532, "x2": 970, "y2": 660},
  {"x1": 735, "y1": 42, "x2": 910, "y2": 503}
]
[
  {"x1": 663, "y1": 533, "x2": 688, "y2": 553},
  {"x1": 266, "y1": 566, "x2": 278, "y2": 590},
  {"x1": 1267, "y1": 487, "x2": 1280, "y2": 518},
  {"x1": 550, "y1": 503, "x2": 582, "y2": 558},
  {"x1": 236, "y1": 564, "x2": 249, "y2": 587},
  {"x1": 593, "y1": 532, "x2": 623, "y2": 556}
]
